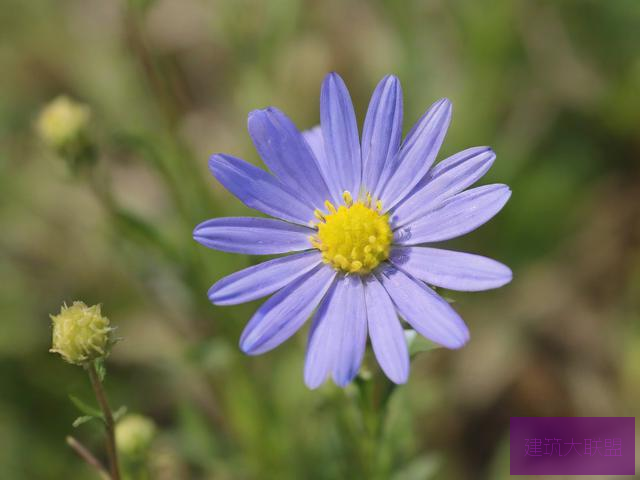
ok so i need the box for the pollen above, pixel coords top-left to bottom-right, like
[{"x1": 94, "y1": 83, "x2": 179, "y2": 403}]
[{"x1": 310, "y1": 192, "x2": 392, "y2": 274}]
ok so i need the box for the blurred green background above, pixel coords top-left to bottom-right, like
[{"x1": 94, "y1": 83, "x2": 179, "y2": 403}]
[{"x1": 1, "y1": 0, "x2": 639, "y2": 478}]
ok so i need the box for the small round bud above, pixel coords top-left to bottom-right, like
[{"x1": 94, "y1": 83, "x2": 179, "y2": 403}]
[
  {"x1": 36, "y1": 96, "x2": 91, "y2": 151},
  {"x1": 116, "y1": 414, "x2": 156, "y2": 457},
  {"x1": 50, "y1": 301, "x2": 114, "y2": 366}
]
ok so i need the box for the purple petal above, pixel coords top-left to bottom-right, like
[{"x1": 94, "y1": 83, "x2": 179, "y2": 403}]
[
  {"x1": 379, "y1": 98, "x2": 452, "y2": 209},
  {"x1": 209, "y1": 154, "x2": 315, "y2": 225},
  {"x1": 248, "y1": 107, "x2": 334, "y2": 207},
  {"x1": 304, "y1": 275, "x2": 367, "y2": 389},
  {"x1": 390, "y1": 147, "x2": 495, "y2": 227},
  {"x1": 302, "y1": 125, "x2": 327, "y2": 169},
  {"x1": 390, "y1": 247, "x2": 512, "y2": 292},
  {"x1": 303, "y1": 282, "x2": 338, "y2": 389},
  {"x1": 332, "y1": 275, "x2": 367, "y2": 387},
  {"x1": 364, "y1": 276, "x2": 409, "y2": 384},
  {"x1": 362, "y1": 75, "x2": 403, "y2": 194},
  {"x1": 240, "y1": 265, "x2": 336, "y2": 355},
  {"x1": 193, "y1": 217, "x2": 313, "y2": 254},
  {"x1": 320, "y1": 72, "x2": 362, "y2": 197},
  {"x1": 208, "y1": 251, "x2": 322, "y2": 305},
  {"x1": 394, "y1": 184, "x2": 511, "y2": 245},
  {"x1": 377, "y1": 265, "x2": 469, "y2": 349}
]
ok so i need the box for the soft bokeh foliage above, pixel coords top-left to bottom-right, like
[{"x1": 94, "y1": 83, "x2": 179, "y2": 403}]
[{"x1": 1, "y1": 0, "x2": 639, "y2": 478}]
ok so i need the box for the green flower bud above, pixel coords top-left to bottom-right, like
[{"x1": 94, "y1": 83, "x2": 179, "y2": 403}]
[
  {"x1": 50, "y1": 301, "x2": 114, "y2": 365},
  {"x1": 36, "y1": 96, "x2": 91, "y2": 150},
  {"x1": 36, "y1": 96, "x2": 95, "y2": 170},
  {"x1": 116, "y1": 414, "x2": 156, "y2": 457}
]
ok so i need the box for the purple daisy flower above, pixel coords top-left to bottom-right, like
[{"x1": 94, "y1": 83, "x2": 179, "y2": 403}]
[{"x1": 194, "y1": 72, "x2": 512, "y2": 388}]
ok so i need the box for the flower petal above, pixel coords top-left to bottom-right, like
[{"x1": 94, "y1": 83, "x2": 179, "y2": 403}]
[
  {"x1": 320, "y1": 72, "x2": 362, "y2": 197},
  {"x1": 248, "y1": 107, "x2": 334, "y2": 207},
  {"x1": 302, "y1": 125, "x2": 327, "y2": 168},
  {"x1": 390, "y1": 247, "x2": 512, "y2": 292},
  {"x1": 209, "y1": 154, "x2": 315, "y2": 225},
  {"x1": 379, "y1": 98, "x2": 452, "y2": 209},
  {"x1": 362, "y1": 75, "x2": 403, "y2": 194},
  {"x1": 208, "y1": 251, "x2": 322, "y2": 305},
  {"x1": 390, "y1": 147, "x2": 496, "y2": 227},
  {"x1": 394, "y1": 184, "x2": 511, "y2": 245},
  {"x1": 240, "y1": 265, "x2": 336, "y2": 355},
  {"x1": 193, "y1": 217, "x2": 313, "y2": 254},
  {"x1": 377, "y1": 266, "x2": 469, "y2": 349},
  {"x1": 332, "y1": 275, "x2": 367, "y2": 387},
  {"x1": 303, "y1": 282, "x2": 338, "y2": 389},
  {"x1": 304, "y1": 275, "x2": 367, "y2": 388},
  {"x1": 364, "y1": 275, "x2": 409, "y2": 384}
]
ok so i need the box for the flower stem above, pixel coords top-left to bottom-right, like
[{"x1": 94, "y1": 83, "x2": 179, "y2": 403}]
[
  {"x1": 87, "y1": 363, "x2": 121, "y2": 480},
  {"x1": 66, "y1": 435, "x2": 111, "y2": 480},
  {"x1": 355, "y1": 371, "x2": 397, "y2": 480}
]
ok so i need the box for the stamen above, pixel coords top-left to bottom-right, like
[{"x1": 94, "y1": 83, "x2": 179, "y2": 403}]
[
  {"x1": 349, "y1": 261, "x2": 363, "y2": 273},
  {"x1": 310, "y1": 193, "x2": 392, "y2": 275},
  {"x1": 334, "y1": 254, "x2": 349, "y2": 269},
  {"x1": 324, "y1": 200, "x2": 337, "y2": 214}
]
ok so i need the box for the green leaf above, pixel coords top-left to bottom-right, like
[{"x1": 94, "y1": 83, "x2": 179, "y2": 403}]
[
  {"x1": 391, "y1": 454, "x2": 440, "y2": 480},
  {"x1": 113, "y1": 406, "x2": 128, "y2": 422},
  {"x1": 405, "y1": 330, "x2": 441, "y2": 358},
  {"x1": 177, "y1": 402, "x2": 220, "y2": 468},
  {"x1": 72, "y1": 415, "x2": 97, "y2": 428},
  {"x1": 69, "y1": 395, "x2": 103, "y2": 419},
  {"x1": 94, "y1": 358, "x2": 106, "y2": 382}
]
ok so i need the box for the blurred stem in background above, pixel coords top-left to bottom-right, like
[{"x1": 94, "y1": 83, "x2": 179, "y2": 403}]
[
  {"x1": 122, "y1": 0, "x2": 213, "y2": 224},
  {"x1": 66, "y1": 436, "x2": 111, "y2": 480},
  {"x1": 355, "y1": 369, "x2": 397, "y2": 480}
]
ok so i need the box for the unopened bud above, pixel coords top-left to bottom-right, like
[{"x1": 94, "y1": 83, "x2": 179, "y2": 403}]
[
  {"x1": 36, "y1": 96, "x2": 95, "y2": 170},
  {"x1": 116, "y1": 414, "x2": 156, "y2": 457},
  {"x1": 37, "y1": 96, "x2": 90, "y2": 149},
  {"x1": 50, "y1": 301, "x2": 114, "y2": 366}
]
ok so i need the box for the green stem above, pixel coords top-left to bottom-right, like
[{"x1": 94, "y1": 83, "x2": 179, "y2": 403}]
[
  {"x1": 87, "y1": 363, "x2": 121, "y2": 480},
  {"x1": 355, "y1": 372, "x2": 397, "y2": 480}
]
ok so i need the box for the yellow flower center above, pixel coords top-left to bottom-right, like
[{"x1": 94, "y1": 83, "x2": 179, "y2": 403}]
[{"x1": 310, "y1": 192, "x2": 392, "y2": 274}]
